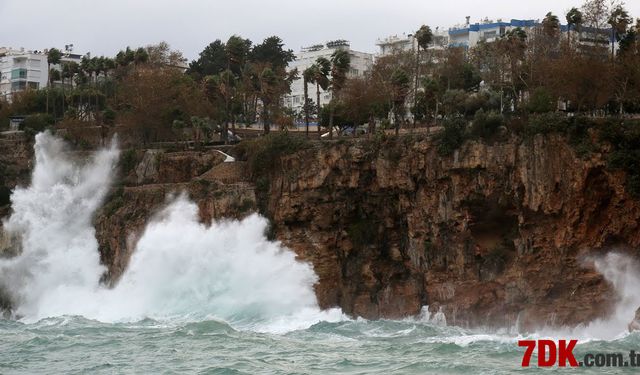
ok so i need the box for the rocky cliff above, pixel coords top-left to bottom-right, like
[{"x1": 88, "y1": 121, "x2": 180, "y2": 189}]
[
  {"x1": 2, "y1": 131, "x2": 639, "y2": 329},
  {"x1": 262, "y1": 134, "x2": 640, "y2": 329}
]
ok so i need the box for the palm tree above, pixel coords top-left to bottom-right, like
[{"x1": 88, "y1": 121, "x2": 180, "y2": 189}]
[
  {"x1": 219, "y1": 69, "x2": 236, "y2": 143},
  {"x1": 414, "y1": 25, "x2": 433, "y2": 126},
  {"x1": 542, "y1": 12, "x2": 560, "y2": 38},
  {"x1": 328, "y1": 50, "x2": 351, "y2": 139},
  {"x1": 566, "y1": 7, "x2": 583, "y2": 44},
  {"x1": 312, "y1": 57, "x2": 331, "y2": 136},
  {"x1": 258, "y1": 67, "x2": 278, "y2": 134},
  {"x1": 302, "y1": 66, "x2": 316, "y2": 136},
  {"x1": 46, "y1": 48, "x2": 62, "y2": 115},
  {"x1": 391, "y1": 68, "x2": 410, "y2": 136},
  {"x1": 608, "y1": 4, "x2": 632, "y2": 59}
]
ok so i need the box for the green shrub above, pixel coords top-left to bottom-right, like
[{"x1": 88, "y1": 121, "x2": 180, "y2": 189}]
[
  {"x1": 601, "y1": 120, "x2": 640, "y2": 196},
  {"x1": 525, "y1": 112, "x2": 569, "y2": 137},
  {"x1": 470, "y1": 109, "x2": 504, "y2": 140},
  {"x1": 526, "y1": 87, "x2": 554, "y2": 113},
  {"x1": 118, "y1": 149, "x2": 138, "y2": 174},
  {"x1": 22, "y1": 113, "x2": 54, "y2": 133},
  {"x1": 436, "y1": 117, "x2": 467, "y2": 156},
  {"x1": 236, "y1": 133, "x2": 311, "y2": 178}
]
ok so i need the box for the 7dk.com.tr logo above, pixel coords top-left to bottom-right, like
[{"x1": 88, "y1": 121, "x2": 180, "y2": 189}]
[{"x1": 519, "y1": 340, "x2": 640, "y2": 368}]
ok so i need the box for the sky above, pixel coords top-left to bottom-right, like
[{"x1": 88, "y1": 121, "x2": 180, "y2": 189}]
[{"x1": 1, "y1": 0, "x2": 639, "y2": 61}]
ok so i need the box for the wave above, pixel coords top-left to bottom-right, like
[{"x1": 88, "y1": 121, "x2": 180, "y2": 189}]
[{"x1": 0, "y1": 132, "x2": 345, "y2": 333}]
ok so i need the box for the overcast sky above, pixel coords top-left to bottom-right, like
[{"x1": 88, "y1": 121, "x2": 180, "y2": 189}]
[{"x1": 1, "y1": 0, "x2": 639, "y2": 61}]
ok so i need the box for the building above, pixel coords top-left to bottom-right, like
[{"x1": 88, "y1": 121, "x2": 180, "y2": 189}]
[
  {"x1": 376, "y1": 28, "x2": 449, "y2": 57},
  {"x1": 561, "y1": 25, "x2": 617, "y2": 56},
  {"x1": 284, "y1": 40, "x2": 374, "y2": 115},
  {"x1": 0, "y1": 47, "x2": 83, "y2": 102},
  {"x1": 448, "y1": 18, "x2": 538, "y2": 48}
]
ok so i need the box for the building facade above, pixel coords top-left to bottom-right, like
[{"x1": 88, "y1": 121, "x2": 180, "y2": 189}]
[
  {"x1": 376, "y1": 28, "x2": 449, "y2": 57},
  {"x1": 0, "y1": 47, "x2": 83, "y2": 102},
  {"x1": 284, "y1": 41, "x2": 374, "y2": 115},
  {"x1": 448, "y1": 18, "x2": 538, "y2": 48}
]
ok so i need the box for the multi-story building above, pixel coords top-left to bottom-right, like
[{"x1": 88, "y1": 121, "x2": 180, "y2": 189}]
[
  {"x1": 0, "y1": 47, "x2": 83, "y2": 102},
  {"x1": 0, "y1": 48, "x2": 48, "y2": 101},
  {"x1": 448, "y1": 18, "x2": 538, "y2": 48},
  {"x1": 376, "y1": 28, "x2": 449, "y2": 57},
  {"x1": 284, "y1": 40, "x2": 374, "y2": 115}
]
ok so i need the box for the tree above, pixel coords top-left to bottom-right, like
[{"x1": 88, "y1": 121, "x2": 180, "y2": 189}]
[
  {"x1": 257, "y1": 67, "x2": 278, "y2": 134},
  {"x1": 582, "y1": 0, "x2": 610, "y2": 56},
  {"x1": 46, "y1": 48, "x2": 62, "y2": 115},
  {"x1": 608, "y1": 4, "x2": 632, "y2": 58},
  {"x1": 310, "y1": 57, "x2": 331, "y2": 135},
  {"x1": 566, "y1": 7, "x2": 584, "y2": 44},
  {"x1": 188, "y1": 40, "x2": 228, "y2": 80},
  {"x1": 390, "y1": 68, "x2": 411, "y2": 135},
  {"x1": 204, "y1": 70, "x2": 236, "y2": 143},
  {"x1": 542, "y1": 12, "x2": 561, "y2": 38},
  {"x1": 250, "y1": 36, "x2": 295, "y2": 71},
  {"x1": 328, "y1": 49, "x2": 351, "y2": 139},
  {"x1": 302, "y1": 66, "x2": 315, "y2": 136},
  {"x1": 414, "y1": 25, "x2": 433, "y2": 125},
  {"x1": 225, "y1": 36, "x2": 252, "y2": 75},
  {"x1": 146, "y1": 42, "x2": 187, "y2": 68}
]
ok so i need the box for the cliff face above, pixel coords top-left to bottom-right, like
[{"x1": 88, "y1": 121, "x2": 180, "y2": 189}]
[
  {"x1": 94, "y1": 149, "x2": 256, "y2": 282},
  {"x1": 2, "y1": 132, "x2": 638, "y2": 329},
  {"x1": 264, "y1": 134, "x2": 640, "y2": 328}
]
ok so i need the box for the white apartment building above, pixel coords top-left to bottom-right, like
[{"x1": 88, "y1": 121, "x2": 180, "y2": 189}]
[
  {"x1": 0, "y1": 47, "x2": 83, "y2": 101},
  {"x1": 284, "y1": 40, "x2": 374, "y2": 116},
  {"x1": 448, "y1": 18, "x2": 538, "y2": 48},
  {"x1": 376, "y1": 28, "x2": 449, "y2": 57}
]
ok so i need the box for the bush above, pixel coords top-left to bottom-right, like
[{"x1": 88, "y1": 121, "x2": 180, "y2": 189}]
[
  {"x1": 525, "y1": 112, "x2": 569, "y2": 137},
  {"x1": 236, "y1": 133, "x2": 311, "y2": 178},
  {"x1": 601, "y1": 120, "x2": 640, "y2": 196},
  {"x1": 526, "y1": 87, "x2": 554, "y2": 113},
  {"x1": 22, "y1": 113, "x2": 54, "y2": 132},
  {"x1": 470, "y1": 109, "x2": 504, "y2": 140},
  {"x1": 118, "y1": 149, "x2": 138, "y2": 174},
  {"x1": 436, "y1": 117, "x2": 468, "y2": 156}
]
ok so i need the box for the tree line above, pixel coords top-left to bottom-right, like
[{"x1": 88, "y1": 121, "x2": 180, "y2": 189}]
[{"x1": 0, "y1": 0, "x2": 638, "y2": 145}]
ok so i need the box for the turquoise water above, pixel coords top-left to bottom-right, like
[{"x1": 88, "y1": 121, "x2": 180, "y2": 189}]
[{"x1": 2, "y1": 317, "x2": 639, "y2": 374}]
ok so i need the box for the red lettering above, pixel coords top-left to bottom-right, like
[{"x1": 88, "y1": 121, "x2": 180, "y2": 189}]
[
  {"x1": 538, "y1": 340, "x2": 557, "y2": 367},
  {"x1": 518, "y1": 340, "x2": 536, "y2": 367},
  {"x1": 558, "y1": 339, "x2": 578, "y2": 367}
]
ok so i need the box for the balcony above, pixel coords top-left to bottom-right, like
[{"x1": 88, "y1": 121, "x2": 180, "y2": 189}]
[{"x1": 11, "y1": 68, "x2": 27, "y2": 80}]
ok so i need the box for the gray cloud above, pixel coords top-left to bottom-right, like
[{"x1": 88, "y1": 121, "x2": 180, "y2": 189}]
[{"x1": 1, "y1": 0, "x2": 638, "y2": 60}]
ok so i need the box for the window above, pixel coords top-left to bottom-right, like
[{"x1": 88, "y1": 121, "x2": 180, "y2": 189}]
[
  {"x1": 11, "y1": 81, "x2": 26, "y2": 91},
  {"x1": 11, "y1": 68, "x2": 27, "y2": 79},
  {"x1": 28, "y1": 81, "x2": 39, "y2": 89}
]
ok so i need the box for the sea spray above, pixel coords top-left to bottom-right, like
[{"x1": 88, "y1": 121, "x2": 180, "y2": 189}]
[
  {"x1": 0, "y1": 132, "x2": 344, "y2": 331},
  {"x1": 531, "y1": 252, "x2": 640, "y2": 341},
  {"x1": 97, "y1": 195, "x2": 344, "y2": 331},
  {"x1": 0, "y1": 132, "x2": 119, "y2": 319}
]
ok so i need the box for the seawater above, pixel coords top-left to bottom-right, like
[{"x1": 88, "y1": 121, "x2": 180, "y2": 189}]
[
  {"x1": 1, "y1": 132, "x2": 640, "y2": 374},
  {"x1": 2, "y1": 318, "x2": 640, "y2": 374}
]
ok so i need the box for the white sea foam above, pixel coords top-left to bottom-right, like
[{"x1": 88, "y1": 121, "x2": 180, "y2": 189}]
[
  {"x1": 0, "y1": 132, "x2": 345, "y2": 332},
  {"x1": 533, "y1": 252, "x2": 640, "y2": 341}
]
